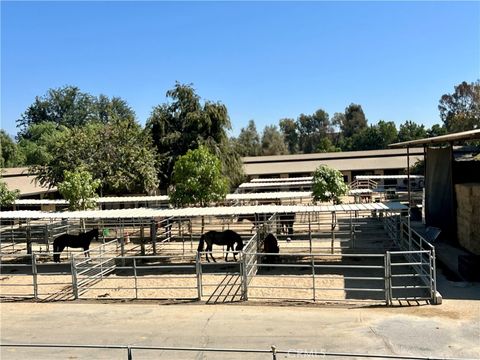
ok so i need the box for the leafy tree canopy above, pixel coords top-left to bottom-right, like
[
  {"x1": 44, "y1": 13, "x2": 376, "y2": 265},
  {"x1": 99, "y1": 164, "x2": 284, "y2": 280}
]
[
  {"x1": 398, "y1": 120, "x2": 427, "y2": 142},
  {"x1": 146, "y1": 82, "x2": 242, "y2": 189},
  {"x1": 57, "y1": 167, "x2": 100, "y2": 211},
  {"x1": 312, "y1": 165, "x2": 349, "y2": 204},
  {"x1": 0, "y1": 179, "x2": 20, "y2": 208},
  {"x1": 169, "y1": 145, "x2": 228, "y2": 207},
  {"x1": 439, "y1": 80, "x2": 480, "y2": 132},
  {"x1": 279, "y1": 118, "x2": 298, "y2": 154},
  {"x1": 261, "y1": 125, "x2": 288, "y2": 156},
  {"x1": 17, "y1": 86, "x2": 135, "y2": 139},
  {"x1": 0, "y1": 130, "x2": 25, "y2": 167},
  {"x1": 32, "y1": 118, "x2": 159, "y2": 195},
  {"x1": 236, "y1": 120, "x2": 261, "y2": 157},
  {"x1": 341, "y1": 104, "x2": 367, "y2": 138}
]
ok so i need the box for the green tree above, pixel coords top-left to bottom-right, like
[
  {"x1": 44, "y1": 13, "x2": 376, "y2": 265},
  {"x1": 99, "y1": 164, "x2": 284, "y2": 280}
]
[
  {"x1": 0, "y1": 179, "x2": 19, "y2": 209},
  {"x1": 341, "y1": 104, "x2": 367, "y2": 138},
  {"x1": 316, "y1": 137, "x2": 341, "y2": 153},
  {"x1": 32, "y1": 118, "x2": 159, "y2": 195},
  {"x1": 398, "y1": 120, "x2": 427, "y2": 142},
  {"x1": 235, "y1": 120, "x2": 261, "y2": 156},
  {"x1": 17, "y1": 122, "x2": 68, "y2": 165},
  {"x1": 261, "y1": 125, "x2": 288, "y2": 155},
  {"x1": 297, "y1": 109, "x2": 332, "y2": 154},
  {"x1": 427, "y1": 124, "x2": 448, "y2": 137},
  {"x1": 58, "y1": 167, "x2": 100, "y2": 211},
  {"x1": 146, "y1": 83, "x2": 242, "y2": 188},
  {"x1": 17, "y1": 86, "x2": 135, "y2": 138},
  {"x1": 439, "y1": 80, "x2": 480, "y2": 132},
  {"x1": 0, "y1": 130, "x2": 24, "y2": 167},
  {"x1": 312, "y1": 165, "x2": 349, "y2": 204},
  {"x1": 169, "y1": 145, "x2": 228, "y2": 208},
  {"x1": 279, "y1": 118, "x2": 298, "y2": 154}
]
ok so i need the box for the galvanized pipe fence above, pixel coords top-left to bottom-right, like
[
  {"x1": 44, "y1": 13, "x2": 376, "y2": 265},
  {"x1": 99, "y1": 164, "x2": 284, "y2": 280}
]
[
  {"x1": 1, "y1": 213, "x2": 438, "y2": 305},
  {"x1": 0, "y1": 343, "x2": 475, "y2": 360}
]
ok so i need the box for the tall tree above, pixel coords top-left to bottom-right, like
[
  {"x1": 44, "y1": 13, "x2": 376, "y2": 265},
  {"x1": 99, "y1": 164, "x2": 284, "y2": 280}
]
[
  {"x1": 17, "y1": 122, "x2": 68, "y2": 165},
  {"x1": 341, "y1": 104, "x2": 367, "y2": 138},
  {"x1": 439, "y1": 80, "x2": 480, "y2": 132},
  {"x1": 398, "y1": 120, "x2": 427, "y2": 142},
  {"x1": 235, "y1": 120, "x2": 261, "y2": 156},
  {"x1": 17, "y1": 86, "x2": 135, "y2": 139},
  {"x1": 261, "y1": 125, "x2": 288, "y2": 156},
  {"x1": 427, "y1": 124, "x2": 448, "y2": 138},
  {"x1": 297, "y1": 109, "x2": 332, "y2": 154},
  {"x1": 146, "y1": 83, "x2": 243, "y2": 188},
  {"x1": 0, "y1": 130, "x2": 24, "y2": 167},
  {"x1": 279, "y1": 118, "x2": 298, "y2": 154},
  {"x1": 32, "y1": 118, "x2": 159, "y2": 195}
]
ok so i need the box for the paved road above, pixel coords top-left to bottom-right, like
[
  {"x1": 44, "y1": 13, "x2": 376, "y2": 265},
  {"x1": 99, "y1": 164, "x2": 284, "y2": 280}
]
[{"x1": 1, "y1": 299, "x2": 479, "y2": 360}]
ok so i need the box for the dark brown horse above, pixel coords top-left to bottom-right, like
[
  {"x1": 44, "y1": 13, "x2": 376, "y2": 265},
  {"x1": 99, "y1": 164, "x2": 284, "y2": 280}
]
[
  {"x1": 197, "y1": 230, "x2": 244, "y2": 262},
  {"x1": 263, "y1": 233, "x2": 280, "y2": 264},
  {"x1": 53, "y1": 228, "x2": 99, "y2": 262}
]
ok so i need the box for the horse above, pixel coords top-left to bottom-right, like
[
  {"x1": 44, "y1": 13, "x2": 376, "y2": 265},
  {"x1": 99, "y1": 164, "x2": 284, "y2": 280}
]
[
  {"x1": 53, "y1": 228, "x2": 99, "y2": 263},
  {"x1": 197, "y1": 230, "x2": 244, "y2": 263},
  {"x1": 263, "y1": 233, "x2": 280, "y2": 264}
]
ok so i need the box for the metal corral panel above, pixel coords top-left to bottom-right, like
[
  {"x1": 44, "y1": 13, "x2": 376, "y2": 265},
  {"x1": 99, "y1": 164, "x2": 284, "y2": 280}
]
[{"x1": 0, "y1": 202, "x2": 407, "y2": 220}]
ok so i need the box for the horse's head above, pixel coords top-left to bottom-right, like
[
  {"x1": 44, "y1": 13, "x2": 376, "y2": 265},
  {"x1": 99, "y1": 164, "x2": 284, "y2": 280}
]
[
  {"x1": 92, "y1": 228, "x2": 99, "y2": 241},
  {"x1": 235, "y1": 240, "x2": 244, "y2": 252}
]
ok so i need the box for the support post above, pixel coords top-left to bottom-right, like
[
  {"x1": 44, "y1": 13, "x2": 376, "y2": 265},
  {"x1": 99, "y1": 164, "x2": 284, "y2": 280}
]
[
  {"x1": 133, "y1": 258, "x2": 138, "y2": 299},
  {"x1": 311, "y1": 254, "x2": 316, "y2": 302},
  {"x1": 384, "y1": 251, "x2": 392, "y2": 306},
  {"x1": 195, "y1": 253, "x2": 203, "y2": 301},
  {"x1": 71, "y1": 254, "x2": 79, "y2": 299},
  {"x1": 32, "y1": 253, "x2": 38, "y2": 300}
]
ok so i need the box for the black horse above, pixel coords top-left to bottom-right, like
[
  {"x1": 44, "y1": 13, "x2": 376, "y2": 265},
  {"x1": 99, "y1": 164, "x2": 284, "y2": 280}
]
[
  {"x1": 53, "y1": 228, "x2": 99, "y2": 263},
  {"x1": 263, "y1": 233, "x2": 280, "y2": 264},
  {"x1": 197, "y1": 230, "x2": 244, "y2": 263}
]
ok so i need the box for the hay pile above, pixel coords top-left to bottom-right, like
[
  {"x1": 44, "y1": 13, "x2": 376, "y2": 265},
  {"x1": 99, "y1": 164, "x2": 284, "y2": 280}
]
[{"x1": 455, "y1": 183, "x2": 480, "y2": 255}]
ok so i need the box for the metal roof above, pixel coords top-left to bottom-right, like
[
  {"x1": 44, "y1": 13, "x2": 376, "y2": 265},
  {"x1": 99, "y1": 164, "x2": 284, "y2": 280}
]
[
  {"x1": 389, "y1": 129, "x2": 480, "y2": 148},
  {"x1": 355, "y1": 175, "x2": 424, "y2": 180},
  {"x1": 0, "y1": 202, "x2": 407, "y2": 219},
  {"x1": 243, "y1": 155, "x2": 423, "y2": 176},
  {"x1": 243, "y1": 147, "x2": 424, "y2": 163},
  {"x1": 239, "y1": 181, "x2": 312, "y2": 189},
  {"x1": 13, "y1": 192, "x2": 313, "y2": 206},
  {"x1": 250, "y1": 177, "x2": 313, "y2": 183}
]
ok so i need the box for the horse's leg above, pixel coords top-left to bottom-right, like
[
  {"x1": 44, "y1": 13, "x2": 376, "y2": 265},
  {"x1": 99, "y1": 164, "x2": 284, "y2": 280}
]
[
  {"x1": 225, "y1": 244, "x2": 231, "y2": 262},
  {"x1": 205, "y1": 243, "x2": 211, "y2": 263}
]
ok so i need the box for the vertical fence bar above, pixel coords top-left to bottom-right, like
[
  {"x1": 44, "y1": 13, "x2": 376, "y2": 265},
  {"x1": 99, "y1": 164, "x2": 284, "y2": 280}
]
[
  {"x1": 71, "y1": 254, "x2": 79, "y2": 299},
  {"x1": 311, "y1": 254, "x2": 316, "y2": 302},
  {"x1": 133, "y1": 258, "x2": 138, "y2": 300},
  {"x1": 308, "y1": 213, "x2": 312, "y2": 253},
  {"x1": 431, "y1": 249, "x2": 438, "y2": 304},
  {"x1": 242, "y1": 251, "x2": 248, "y2": 301},
  {"x1": 384, "y1": 252, "x2": 391, "y2": 306},
  {"x1": 32, "y1": 254, "x2": 38, "y2": 300},
  {"x1": 196, "y1": 253, "x2": 202, "y2": 300}
]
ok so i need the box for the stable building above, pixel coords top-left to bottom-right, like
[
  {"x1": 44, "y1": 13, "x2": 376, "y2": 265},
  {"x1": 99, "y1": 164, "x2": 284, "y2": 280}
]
[{"x1": 242, "y1": 148, "x2": 424, "y2": 183}]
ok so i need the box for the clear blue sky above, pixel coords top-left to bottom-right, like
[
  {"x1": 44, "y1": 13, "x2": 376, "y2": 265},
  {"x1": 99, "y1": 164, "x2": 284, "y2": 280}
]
[{"x1": 2, "y1": 1, "x2": 479, "y2": 138}]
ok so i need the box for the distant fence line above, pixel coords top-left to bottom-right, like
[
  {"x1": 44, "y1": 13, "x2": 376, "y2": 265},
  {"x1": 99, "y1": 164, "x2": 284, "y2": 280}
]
[{"x1": 0, "y1": 343, "x2": 474, "y2": 360}]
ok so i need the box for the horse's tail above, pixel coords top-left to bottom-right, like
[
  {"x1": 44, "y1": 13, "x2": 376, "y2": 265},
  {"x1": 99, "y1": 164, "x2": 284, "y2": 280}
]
[{"x1": 197, "y1": 234, "x2": 205, "y2": 252}]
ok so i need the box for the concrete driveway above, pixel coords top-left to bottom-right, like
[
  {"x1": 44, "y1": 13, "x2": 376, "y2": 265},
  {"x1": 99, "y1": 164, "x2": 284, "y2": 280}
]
[{"x1": 1, "y1": 297, "x2": 479, "y2": 360}]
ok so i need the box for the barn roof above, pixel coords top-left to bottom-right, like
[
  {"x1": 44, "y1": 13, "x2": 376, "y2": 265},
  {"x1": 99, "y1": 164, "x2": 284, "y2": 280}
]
[{"x1": 0, "y1": 202, "x2": 407, "y2": 219}]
